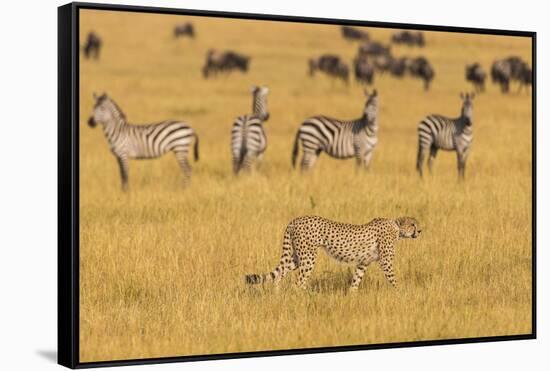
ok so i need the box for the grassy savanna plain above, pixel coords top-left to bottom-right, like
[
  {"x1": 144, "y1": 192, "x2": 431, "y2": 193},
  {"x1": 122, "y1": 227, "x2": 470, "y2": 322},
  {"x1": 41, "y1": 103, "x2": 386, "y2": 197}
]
[{"x1": 79, "y1": 10, "x2": 533, "y2": 362}]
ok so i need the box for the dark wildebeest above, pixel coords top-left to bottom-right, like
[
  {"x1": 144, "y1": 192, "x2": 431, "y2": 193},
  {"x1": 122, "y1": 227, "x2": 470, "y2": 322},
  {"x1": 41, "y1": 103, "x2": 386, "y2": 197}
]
[
  {"x1": 353, "y1": 56, "x2": 375, "y2": 85},
  {"x1": 372, "y1": 53, "x2": 393, "y2": 74},
  {"x1": 491, "y1": 59, "x2": 511, "y2": 93},
  {"x1": 309, "y1": 54, "x2": 349, "y2": 84},
  {"x1": 517, "y1": 66, "x2": 532, "y2": 92},
  {"x1": 174, "y1": 23, "x2": 195, "y2": 38},
  {"x1": 357, "y1": 41, "x2": 391, "y2": 58},
  {"x1": 202, "y1": 50, "x2": 250, "y2": 79},
  {"x1": 408, "y1": 57, "x2": 435, "y2": 91},
  {"x1": 83, "y1": 32, "x2": 102, "y2": 60},
  {"x1": 391, "y1": 31, "x2": 425, "y2": 47},
  {"x1": 491, "y1": 56, "x2": 531, "y2": 93},
  {"x1": 341, "y1": 26, "x2": 370, "y2": 42},
  {"x1": 465, "y1": 63, "x2": 486, "y2": 92},
  {"x1": 389, "y1": 57, "x2": 409, "y2": 77}
]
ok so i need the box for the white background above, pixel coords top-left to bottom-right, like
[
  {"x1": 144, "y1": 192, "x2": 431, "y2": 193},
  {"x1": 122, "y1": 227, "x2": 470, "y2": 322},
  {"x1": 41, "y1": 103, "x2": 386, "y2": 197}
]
[{"x1": 0, "y1": 0, "x2": 546, "y2": 369}]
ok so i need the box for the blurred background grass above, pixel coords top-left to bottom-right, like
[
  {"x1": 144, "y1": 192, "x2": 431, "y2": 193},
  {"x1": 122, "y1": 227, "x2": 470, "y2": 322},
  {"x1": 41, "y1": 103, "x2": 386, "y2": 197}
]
[{"x1": 78, "y1": 9, "x2": 532, "y2": 362}]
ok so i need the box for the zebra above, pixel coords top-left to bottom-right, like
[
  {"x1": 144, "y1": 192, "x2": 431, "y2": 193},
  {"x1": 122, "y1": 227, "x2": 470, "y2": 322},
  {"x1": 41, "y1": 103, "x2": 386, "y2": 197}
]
[
  {"x1": 87, "y1": 93, "x2": 199, "y2": 190},
  {"x1": 416, "y1": 92, "x2": 475, "y2": 180},
  {"x1": 292, "y1": 89, "x2": 379, "y2": 172},
  {"x1": 231, "y1": 86, "x2": 270, "y2": 174}
]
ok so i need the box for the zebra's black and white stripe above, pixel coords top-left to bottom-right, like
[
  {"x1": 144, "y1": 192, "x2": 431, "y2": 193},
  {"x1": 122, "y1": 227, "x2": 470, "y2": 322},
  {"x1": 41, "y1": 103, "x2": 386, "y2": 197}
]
[
  {"x1": 231, "y1": 86, "x2": 270, "y2": 174},
  {"x1": 416, "y1": 92, "x2": 474, "y2": 179},
  {"x1": 88, "y1": 93, "x2": 199, "y2": 190},
  {"x1": 292, "y1": 89, "x2": 379, "y2": 171}
]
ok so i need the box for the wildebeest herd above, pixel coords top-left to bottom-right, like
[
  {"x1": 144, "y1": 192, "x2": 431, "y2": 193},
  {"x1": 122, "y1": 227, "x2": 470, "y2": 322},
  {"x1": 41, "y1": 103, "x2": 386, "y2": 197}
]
[{"x1": 83, "y1": 23, "x2": 532, "y2": 190}]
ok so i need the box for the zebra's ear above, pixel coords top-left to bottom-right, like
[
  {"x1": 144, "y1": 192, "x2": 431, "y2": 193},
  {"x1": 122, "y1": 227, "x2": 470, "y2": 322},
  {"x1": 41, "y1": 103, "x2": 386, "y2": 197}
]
[
  {"x1": 93, "y1": 92, "x2": 98, "y2": 100},
  {"x1": 372, "y1": 89, "x2": 378, "y2": 97},
  {"x1": 250, "y1": 85, "x2": 258, "y2": 93},
  {"x1": 364, "y1": 88, "x2": 369, "y2": 97},
  {"x1": 460, "y1": 92, "x2": 465, "y2": 100}
]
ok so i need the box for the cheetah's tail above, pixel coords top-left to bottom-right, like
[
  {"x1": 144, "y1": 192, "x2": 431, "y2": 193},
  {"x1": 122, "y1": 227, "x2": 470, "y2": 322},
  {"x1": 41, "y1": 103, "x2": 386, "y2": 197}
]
[{"x1": 245, "y1": 223, "x2": 296, "y2": 285}]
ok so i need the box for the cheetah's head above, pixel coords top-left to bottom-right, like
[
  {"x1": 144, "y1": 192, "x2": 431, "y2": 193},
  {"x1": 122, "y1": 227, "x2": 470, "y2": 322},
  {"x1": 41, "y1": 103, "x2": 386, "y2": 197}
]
[{"x1": 395, "y1": 217, "x2": 422, "y2": 239}]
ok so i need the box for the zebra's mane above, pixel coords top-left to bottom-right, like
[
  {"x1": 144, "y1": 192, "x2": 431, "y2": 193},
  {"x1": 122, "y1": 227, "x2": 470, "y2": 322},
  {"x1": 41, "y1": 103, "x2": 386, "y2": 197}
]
[{"x1": 97, "y1": 94, "x2": 127, "y2": 122}]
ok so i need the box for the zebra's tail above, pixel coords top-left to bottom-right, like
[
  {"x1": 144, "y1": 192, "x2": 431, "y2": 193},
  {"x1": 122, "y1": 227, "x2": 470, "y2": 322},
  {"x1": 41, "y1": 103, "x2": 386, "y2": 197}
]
[
  {"x1": 245, "y1": 223, "x2": 297, "y2": 285},
  {"x1": 193, "y1": 134, "x2": 199, "y2": 162},
  {"x1": 291, "y1": 131, "x2": 300, "y2": 169},
  {"x1": 236, "y1": 137, "x2": 248, "y2": 173}
]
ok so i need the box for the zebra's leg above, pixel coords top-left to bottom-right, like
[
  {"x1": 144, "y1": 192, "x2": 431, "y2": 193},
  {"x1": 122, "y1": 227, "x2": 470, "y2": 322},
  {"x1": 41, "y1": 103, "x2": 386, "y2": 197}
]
[
  {"x1": 295, "y1": 246, "x2": 318, "y2": 290},
  {"x1": 457, "y1": 150, "x2": 470, "y2": 181},
  {"x1": 240, "y1": 152, "x2": 256, "y2": 173},
  {"x1": 232, "y1": 150, "x2": 241, "y2": 175},
  {"x1": 300, "y1": 149, "x2": 319, "y2": 172},
  {"x1": 354, "y1": 148, "x2": 363, "y2": 170},
  {"x1": 428, "y1": 146, "x2": 438, "y2": 174},
  {"x1": 416, "y1": 145, "x2": 428, "y2": 177},
  {"x1": 174, "y1": 150, "x2": 192, "y2": 185},
  {"x1": 116, "y1": 155, "x2": 129, "y2": 191},
  {"x1": 255, "y1": 152, "x2": 264, "y2": 170},
  {"x1": 362, "y1": 151, "x2": 374, "y2": 171}
]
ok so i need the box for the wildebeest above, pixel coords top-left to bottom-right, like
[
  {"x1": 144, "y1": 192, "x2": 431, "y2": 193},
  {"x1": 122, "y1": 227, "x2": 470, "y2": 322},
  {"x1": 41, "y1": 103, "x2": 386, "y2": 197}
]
[
  {"x1": 353, "y1": 56, "x2": 375, "y2": 85},
  {"x1": 465, "y1": 63, "x2": 486, "y2": 92},
  {"x1": 341, "y1": 26, "x2": 370, "y2": 41},
  {"x1": 371, "y1": 53, "x2": 393, "y2": 74},
  {"x1": 83, "y1": 31, "x2": 102, "y2": 60},
  {"x1": 309, "y1": 54, "x2": 349, "y2": 84},
  {"x1": 391, "y1": 31, "x2": 425, "y2": 47},
  {"x1": 517, "y1": 66, "x2": 533, "y2": 92},
  {"x1": 202, "y1": 50, "x2": 250, "y2": 79},
  {"x1": 357, "y1": 41, "x2": 391, "y2": 58},
  {"x1": 491, "y1": 56, "x2": 531, "y2": 93},
  {"x1": 389, "y1": 57, "x2": 409, "y2": 77},
  {"x1": 408, "y1": 57, "x2": 435, "y2": 91},
  {"x1": 174, "y1": 23, "x2": 195, "y2": 38}
]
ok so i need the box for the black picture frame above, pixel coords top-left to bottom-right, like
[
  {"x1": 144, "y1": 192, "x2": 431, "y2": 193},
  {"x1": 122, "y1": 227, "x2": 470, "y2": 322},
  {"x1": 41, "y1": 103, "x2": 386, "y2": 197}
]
[{"x1": 58, "y1": 2, "x2": 537, "y2": 369}]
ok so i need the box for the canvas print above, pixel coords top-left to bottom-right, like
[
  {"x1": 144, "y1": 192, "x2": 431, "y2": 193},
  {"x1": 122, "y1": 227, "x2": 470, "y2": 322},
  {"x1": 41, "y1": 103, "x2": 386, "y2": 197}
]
[{"x1": 78, "y1": 8, "x2": 533, "y2": 363}]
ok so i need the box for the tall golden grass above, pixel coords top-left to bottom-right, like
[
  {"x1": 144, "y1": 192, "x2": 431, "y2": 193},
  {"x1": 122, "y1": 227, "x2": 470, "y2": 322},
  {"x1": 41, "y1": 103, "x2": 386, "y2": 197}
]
[{"x1": 78, "y1": 10, "x2": 532, "y2": 362}]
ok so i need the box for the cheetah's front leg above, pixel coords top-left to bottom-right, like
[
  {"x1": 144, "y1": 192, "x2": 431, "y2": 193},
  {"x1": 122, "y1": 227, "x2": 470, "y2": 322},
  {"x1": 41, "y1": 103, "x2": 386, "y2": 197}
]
[{"x1": 378, "y1": 249, "x2": 397, "y2": 288}]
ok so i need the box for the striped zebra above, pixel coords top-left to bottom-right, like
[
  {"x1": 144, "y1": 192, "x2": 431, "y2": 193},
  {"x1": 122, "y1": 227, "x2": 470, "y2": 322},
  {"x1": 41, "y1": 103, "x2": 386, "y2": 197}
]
[
  {"x1": 231, "y1": 86, "x2": 270, "y2": 174},
  {"x1": 87, "y1": 93, "x2": 199, "y2": 190},
  {"x1": 416, "y1": 92, "x2": 474, "y2": 180},
  {"x1": 292, "y1": 89, "x2": 379, "y2": 171}
]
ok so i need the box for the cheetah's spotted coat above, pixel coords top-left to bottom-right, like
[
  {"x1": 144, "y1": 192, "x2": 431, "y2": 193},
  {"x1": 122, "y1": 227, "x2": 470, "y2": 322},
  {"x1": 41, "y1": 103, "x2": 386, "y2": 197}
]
[{"x1": 246, "y1": 216, "x2": 421, "y2": 290}]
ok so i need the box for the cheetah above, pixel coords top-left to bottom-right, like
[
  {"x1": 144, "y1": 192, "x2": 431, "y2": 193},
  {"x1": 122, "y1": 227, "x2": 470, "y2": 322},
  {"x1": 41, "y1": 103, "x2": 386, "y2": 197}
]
[{"x1": 245, "y1": 215, "x2": 421, "y2": 290}]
